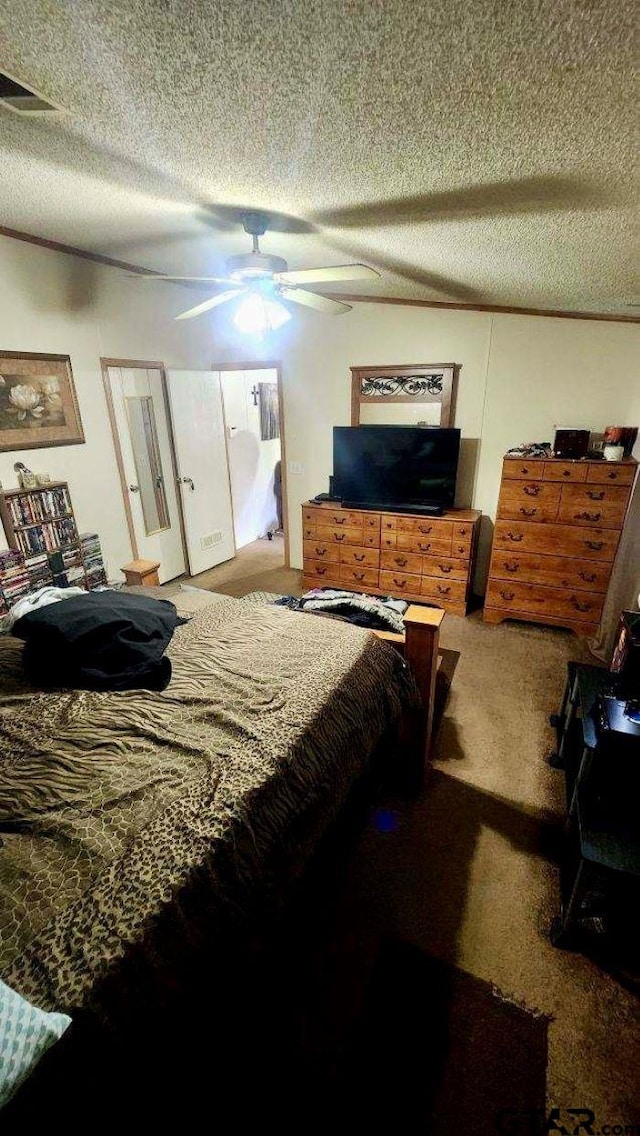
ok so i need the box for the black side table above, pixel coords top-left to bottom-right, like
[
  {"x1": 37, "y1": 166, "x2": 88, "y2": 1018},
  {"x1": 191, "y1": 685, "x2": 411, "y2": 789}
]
[{"x1": 548, "y1": 663, "x2": 640, "y2": 948}]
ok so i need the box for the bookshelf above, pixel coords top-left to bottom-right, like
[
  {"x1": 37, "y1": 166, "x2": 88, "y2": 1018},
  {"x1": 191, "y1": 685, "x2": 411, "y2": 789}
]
[{"x1": 0, "y1": 481, "x2": 107, "y2": 614}]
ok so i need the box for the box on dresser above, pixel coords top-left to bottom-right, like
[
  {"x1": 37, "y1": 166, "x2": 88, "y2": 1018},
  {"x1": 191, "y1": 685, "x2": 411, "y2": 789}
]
[
  {"x1": 302, "y1": 501, "x2": 481, "y2": 616},
  {"x1": 484, "y1": 455, "x2": 637, "y2": 636}
]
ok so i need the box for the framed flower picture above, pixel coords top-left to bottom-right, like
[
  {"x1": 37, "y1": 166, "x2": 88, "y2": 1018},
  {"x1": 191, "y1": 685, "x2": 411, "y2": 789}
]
[{"x1": 0, "y1": 351, "x2": 85, "y2": 452}]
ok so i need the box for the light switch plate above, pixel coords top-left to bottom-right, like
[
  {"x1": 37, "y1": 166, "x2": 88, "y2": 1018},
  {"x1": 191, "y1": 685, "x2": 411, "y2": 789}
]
[{"x1": 288, "y1": 461, "x2": 304, "y2": 475}]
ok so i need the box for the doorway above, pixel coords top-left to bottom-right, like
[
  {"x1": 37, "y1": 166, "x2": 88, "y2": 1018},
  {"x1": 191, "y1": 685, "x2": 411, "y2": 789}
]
[
  {"x1": 102, "y1": 359, "x2": 187, "y2": 583},
  {"x1": 216, "y1": 363, "x2": 289, "y2": 570}
]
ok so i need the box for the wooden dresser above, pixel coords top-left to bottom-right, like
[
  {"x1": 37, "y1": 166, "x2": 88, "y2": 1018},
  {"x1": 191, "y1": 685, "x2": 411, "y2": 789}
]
[
  {"x1": 484, "y1": 455, "x2": 637, "y2": 636},
  {"x1": 302, "y1": 502, "x2": 481, "y2": 616}
]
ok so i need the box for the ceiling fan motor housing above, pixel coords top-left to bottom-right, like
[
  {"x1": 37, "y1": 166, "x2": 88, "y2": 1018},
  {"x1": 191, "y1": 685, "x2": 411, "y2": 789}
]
[{"x1": 227, "y1": 251, "x2": 288, "y2": 281}]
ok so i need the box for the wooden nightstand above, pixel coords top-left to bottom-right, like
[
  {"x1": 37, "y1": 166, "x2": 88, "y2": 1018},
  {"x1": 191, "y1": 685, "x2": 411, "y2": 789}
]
[{"x1": 121, "y1": 558, "x2": 161, "y2": 587}]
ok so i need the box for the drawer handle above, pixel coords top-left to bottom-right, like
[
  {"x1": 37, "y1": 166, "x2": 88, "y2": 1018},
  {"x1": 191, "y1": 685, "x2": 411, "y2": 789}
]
[
  {"x1": 607, "y1": 471, "x2": 619, "y2": 479},
  {"x1": 523, "y1": 484, "x2": 540, "y2": 497},
  {"x1": 562, "y1": 470, "x2": 571, "y2": 477},
  {"x1": 456, "y1": 545, "x2": 466, "y2": 554},
  {"x1": 585, "y1": 540, "x2": 604, "y2": 550},
  {"x1": 334, "y1": 516, "x2": 347, "y2": 524},
  {"x1": 519, "y1": 506, "x2": 537, "y2": 517},
  {"x1": 439, "y1": 564, "x2": 453, "y2": 573},
  {"x1": 579, "y1": 570, "x2": 596, "y2": 583},
  {"x1": 437, "y1": 585, "x2": 451, "y2": 595},
  {"x1": 520, "y1": 467, "x2": 530, "y2": 474},
  {"x1": 419, "y1": 524, "x2": 433, "y2": 534},
  {"x1": 335, "y1": 533, "x2": 346, "y2": 542},
  {"x1": 459, "y1": 527, "x2": 468, "y2": 535},
  {"x1": 315, "y1": 548, "x2": 326, "y2": 557},
  {"x1": 506, "y1": 532, "x2": 524, "y2": 542},
  {"x1": 571, "y1": 596, "x2": 590, "y2": 613},
  {"x1": 395, "y1": 557, "x2": 408, "y2": 567},
  {"x1": 500, "y1": 589, "x2": 515, "y2": 601},
  {"x1": 316, "y1": 566, "x2": 327, "y2": 576},
  {"x1": 354, "y1": 553, "x2": 365, "y2": 562},
  {"x1": 354, "y1": 571, "x2": 365, "y2": 581},
  {"x1": 575, "y1": 511, "x2": 601, "y2": 522},
  {"x1": 504, "y1": 561, "x2": 519, "y2": 573},
  {"x1": 587, "y1": 490, "x2": 605, "y2": 501},
  {"x1": 418, "y1": 542, "x2": 431, "y2": 552},
  {"x1": 393, "y1": 577, "x2": 407, "y2": 587}
]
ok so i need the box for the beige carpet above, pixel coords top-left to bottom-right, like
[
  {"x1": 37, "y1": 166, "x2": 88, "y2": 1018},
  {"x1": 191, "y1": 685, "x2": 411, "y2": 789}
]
[
  {"x1": 181, "y1": 535, "x2": 302, "y2": 598},
  {"x1": 181, "y1": 541, "x2": 639, "y2": 1127}
]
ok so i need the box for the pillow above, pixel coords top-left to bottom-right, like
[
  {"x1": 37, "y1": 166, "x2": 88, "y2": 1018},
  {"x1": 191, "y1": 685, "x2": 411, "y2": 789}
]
[{"x1": 0, "y1": 979, "x2": 71, "y2": 1108}]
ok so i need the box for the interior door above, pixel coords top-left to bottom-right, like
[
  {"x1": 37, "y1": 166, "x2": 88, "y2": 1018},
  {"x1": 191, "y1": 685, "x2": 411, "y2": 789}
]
[
  {"x1": 166, "y1": 370, "x2": 235, "y2": 575},
  {"x1": 106, "y1": 365, "x2": 187, "y2": 582}
]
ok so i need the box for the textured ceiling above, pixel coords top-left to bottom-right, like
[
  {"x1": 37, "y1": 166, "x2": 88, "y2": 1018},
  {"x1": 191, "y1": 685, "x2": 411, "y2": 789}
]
[{"x1": 0, "y1": 0, "x2": 637, "y2": 313}]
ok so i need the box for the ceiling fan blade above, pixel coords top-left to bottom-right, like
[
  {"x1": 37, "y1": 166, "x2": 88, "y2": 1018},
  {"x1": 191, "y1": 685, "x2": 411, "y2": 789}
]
[
  {"x1": 131, "y1": 274, "x2": 236, "y2": 283},
  {"x1": 280, "y1": 287, "x2": 352, "y2": 315},
  {"x1": 174, "y1": 289, "x2": 243, "y2": 321},
  {"x1": 275, "y1": 264, "x2": 379, "y2": 285}
]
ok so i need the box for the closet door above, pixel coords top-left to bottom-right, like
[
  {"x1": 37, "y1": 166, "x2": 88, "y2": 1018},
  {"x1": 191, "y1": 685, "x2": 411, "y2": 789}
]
[
  {"x1": 105, "y1": 364, "x2": 187, "y2": 582},
  {"x1": 166, "y1": 370, "x2": 235, "y2": 576}
]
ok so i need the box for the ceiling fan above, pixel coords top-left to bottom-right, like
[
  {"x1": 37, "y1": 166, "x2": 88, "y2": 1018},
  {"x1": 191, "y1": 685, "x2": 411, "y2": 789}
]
[{"x1": 134, "y1": 210, "x2": 380, "y2": 331}]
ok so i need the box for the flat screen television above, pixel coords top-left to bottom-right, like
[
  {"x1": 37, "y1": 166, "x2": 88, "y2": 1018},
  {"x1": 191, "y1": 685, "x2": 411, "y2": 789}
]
[{"x1": 333, "y1": 425, "x2": 460, "y2": 512}]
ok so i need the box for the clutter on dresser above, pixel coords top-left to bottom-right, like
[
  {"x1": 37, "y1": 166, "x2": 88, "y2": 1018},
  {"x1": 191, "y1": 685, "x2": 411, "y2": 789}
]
[{"x1": 553, "y1": 427, "x2": 590, "y2": 459}]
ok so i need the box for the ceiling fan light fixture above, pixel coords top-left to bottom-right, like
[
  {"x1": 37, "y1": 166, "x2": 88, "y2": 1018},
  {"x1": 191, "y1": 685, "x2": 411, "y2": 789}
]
[{"x1": 232, "y1": 290, "x2": 291, "y2": 335}]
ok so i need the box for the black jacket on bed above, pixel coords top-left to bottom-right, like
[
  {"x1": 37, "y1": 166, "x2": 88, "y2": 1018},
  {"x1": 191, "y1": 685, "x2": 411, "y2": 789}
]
[{"x1": 12, "y1": 591, "x2": 187, "y2": 692}]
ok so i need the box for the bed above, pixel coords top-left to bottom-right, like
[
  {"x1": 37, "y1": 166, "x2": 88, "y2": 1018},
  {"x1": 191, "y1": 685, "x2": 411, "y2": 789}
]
[{"x1": 0, "y1": 589, "x2": 427, "y2": 1025}]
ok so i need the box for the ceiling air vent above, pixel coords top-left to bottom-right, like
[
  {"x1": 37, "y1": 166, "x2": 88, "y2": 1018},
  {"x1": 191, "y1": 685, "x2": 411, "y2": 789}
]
[{"x1": 0, "y1": 70, "x2": 64, "y2": 115}]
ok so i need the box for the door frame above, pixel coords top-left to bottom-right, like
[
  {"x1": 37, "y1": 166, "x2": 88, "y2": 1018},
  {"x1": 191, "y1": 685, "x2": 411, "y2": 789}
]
[
  {"x1": 100, "y1": 357, "x2": 189, "y2": 572},
  {"x1": 213, "y1": 360, "x2": 290, "y2": 568}
]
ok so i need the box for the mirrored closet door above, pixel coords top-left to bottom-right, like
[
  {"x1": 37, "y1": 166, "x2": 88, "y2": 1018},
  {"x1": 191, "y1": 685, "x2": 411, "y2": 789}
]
[{"x1": 102, "y1": 361, "x2": 187, "y2": 582}]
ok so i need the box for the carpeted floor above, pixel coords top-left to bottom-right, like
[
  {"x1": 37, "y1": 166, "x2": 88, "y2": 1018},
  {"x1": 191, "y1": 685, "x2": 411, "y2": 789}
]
[{"x1": 180, "y1": 541, "x2": 640, "y2": 1131}]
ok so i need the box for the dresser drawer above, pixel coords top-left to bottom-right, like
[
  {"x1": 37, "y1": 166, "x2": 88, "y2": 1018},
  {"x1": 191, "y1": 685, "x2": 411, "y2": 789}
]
[
  {"x1": 305, "y1": 507, "x2": 366, "y2": 527},
  {"x1": 542, "y1": 462, "x2": 588, "y2": 483},
  {"x1": 453, "y1": 521, "x2": 474, "y2": 540},
  {"x1": 422, "y1": 555, "x2": 468, "y2": 581},
  {"x1": 303, "y1": 560, "x2": 340, "y2": 584},
  {"x1": 316, "y1": 524, "x2": 377, "y2": 547},
  {"x1": 340, "y1": 565, "x2": 379, "y2": 588},
  {"x1": 452, "y1": 540, "x2": 472, "y2": 559},
  {"x1": 396, "y1": 517, "x2": 453, "y2": 539},
  {"x1": 303, "y1": 539, "x2": 340, "y2": 564},
  {"x1": 493, "y1": 520, "x2": 619, "y2": 561},
  {"x1": 503, "y1": 458, "x2": 545, "y2": 480},
  {"x1": 485, "y1": 580, "x2": 603, "y2": 624},
  {"x1": 586, "y1": 462, "x2": 636, "y2": 486},
  {"x1": 497, "y1": 481, "x2": 560, "y2": 522},
  {"x1": 421, "y1": 577, "x2": 467, "y2": 603},
  {"x1": 396, "y1": 532, "x2": 453, "y2": 556},
  {"x1": 557, "y1": 484, "x2": 629, "y2": 529},
  {"x1": 489, "y1": 551, "x2": 611, "y2": 593},
  {"x1": 379, "y1": 569, "x2": 422, "y2": 594},
  {"x1": 340, "y1": 546, "x2": 380, "y2": 568},
  {"x1": 380, "y1": 550, "x2": 423, "y2": 574}
]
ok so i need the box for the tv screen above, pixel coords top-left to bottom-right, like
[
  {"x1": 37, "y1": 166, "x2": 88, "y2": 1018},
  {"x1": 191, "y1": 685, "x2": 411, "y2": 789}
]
[{"x1": 333, "y1": 425, "x2": 460, "y2": 509}]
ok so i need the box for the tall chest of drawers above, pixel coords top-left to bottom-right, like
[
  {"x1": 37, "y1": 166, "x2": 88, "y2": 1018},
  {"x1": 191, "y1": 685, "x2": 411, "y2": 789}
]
[
  {"x1": 302, "y1": 502, "x2": 481, "y2": 616},
  {"x1": 484, "y1": 455, "x2": 637, "y2": 636}
]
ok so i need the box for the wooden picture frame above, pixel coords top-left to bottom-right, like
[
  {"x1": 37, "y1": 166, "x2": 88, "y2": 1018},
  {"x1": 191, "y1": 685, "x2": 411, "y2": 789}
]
[
  {"x1": 350, "y1": 363, "x2": 458, "y2": 427},
  {"x1": 0, "y1": 351, "x2": 85, "y2": 452}
]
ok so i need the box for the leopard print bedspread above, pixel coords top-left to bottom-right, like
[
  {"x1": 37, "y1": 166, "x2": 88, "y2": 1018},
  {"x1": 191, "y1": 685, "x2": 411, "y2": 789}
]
[{"x1": 0, "y1": 595, "x2": 417, "y2": 1017}]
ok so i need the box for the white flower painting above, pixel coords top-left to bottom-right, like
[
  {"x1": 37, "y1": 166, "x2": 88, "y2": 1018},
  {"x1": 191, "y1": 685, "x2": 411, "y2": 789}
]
[{"x1": 0, "y1": 354, "x2": 84, "y2": 452}]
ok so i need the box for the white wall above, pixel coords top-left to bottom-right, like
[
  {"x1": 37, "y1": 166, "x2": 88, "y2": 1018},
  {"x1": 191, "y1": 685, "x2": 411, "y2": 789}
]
[
  {"x1": 0, "y1": 235, "x2": 213, "y2": 579},
  {"x1": 206, "y1": 300, "x2": 640, "y2": 590},
  {"x1": 2, "y1": 234, "x2": 638, "y2": 597},
  {"x1": 219, "y1": 368, "x2": 280, "y2": 548}
]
